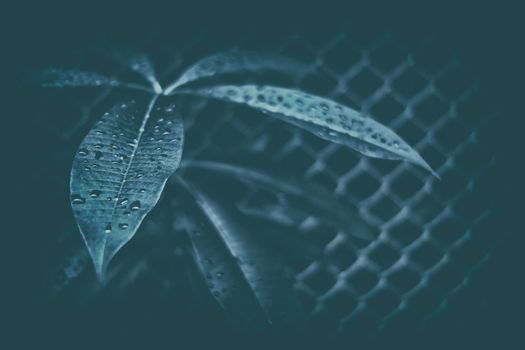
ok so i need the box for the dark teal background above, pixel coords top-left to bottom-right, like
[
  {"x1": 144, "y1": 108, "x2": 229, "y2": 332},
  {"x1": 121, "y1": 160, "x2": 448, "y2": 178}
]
[{"x1": 3, "y1": 2, "x2": 523, "y2": 349}]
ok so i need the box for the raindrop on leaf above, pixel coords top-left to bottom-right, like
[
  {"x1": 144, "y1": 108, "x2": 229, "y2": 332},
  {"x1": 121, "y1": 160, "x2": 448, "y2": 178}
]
[
  {"x1": 89, "y1": 190, "x2": 102, "y2": 198},
  {"x1": 71, "y1": 194, "x2": 85, "y2": 204},
  {"x1": 130, "y1": 200, "x2": 141, "y2": 211}
]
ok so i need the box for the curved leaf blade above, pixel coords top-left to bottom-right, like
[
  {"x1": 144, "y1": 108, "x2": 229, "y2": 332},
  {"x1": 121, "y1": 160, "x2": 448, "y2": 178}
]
[
  {"x1": 164, "y1": 51, "x2": 304, "y2": 94},
  {"x1": 186, "y1": 85, "x2": 439, "y2": 178},
  {"x1": 181, "y1": 160, "x2": 376, "y2": 241},
  {"x1": 70, "y1": 96, "x2": 184, "y2": 282},
  {"x1": 176, "y1": 178, "x2": 304, "y2": 329}
]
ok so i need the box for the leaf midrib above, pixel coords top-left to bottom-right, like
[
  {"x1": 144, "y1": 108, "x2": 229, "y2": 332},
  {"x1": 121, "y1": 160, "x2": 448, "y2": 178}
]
[{"x1": 101, "y1": 94, "x2": 159, "y2": 257}]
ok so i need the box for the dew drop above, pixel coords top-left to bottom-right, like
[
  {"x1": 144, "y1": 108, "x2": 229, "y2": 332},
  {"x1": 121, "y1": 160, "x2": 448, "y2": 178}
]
[
  {"x1": 118, "y1": 198, "x2": 129, "y2": 206},
  {"x1": 216, "y1": 271, "x2": 224, "y2": 279},
  {"x1": 118, "y1": 223, "x2": 129, "y2": 229},
  {"x1": 130, "y1": 200, "x2": 141, "y2": 211},
  {"x1": 104, "y1": 224, "x2": 112, "y2": 234},
  {"x1": 139, "y1": 189, "x2": 146, "y2": 193},
  {"x1": 78, "y1": 149, "x2": 89, "y2": 156},
  {"x1": 89, "y1": 190, "x2": 102, "y2": 198},
  {"x1": 71, "y1": 194, "x2": 85, "y2": 204},
  {"x1": 393, "y1": 141, "x2": 400, "y2": 148}
]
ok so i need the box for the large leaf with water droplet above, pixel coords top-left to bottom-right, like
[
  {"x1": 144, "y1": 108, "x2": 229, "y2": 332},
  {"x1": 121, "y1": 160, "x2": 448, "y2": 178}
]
[
  {"x1": 70, "y1": 96, "x2": 184, "y2": 282},
  {"x1": 184, "y1": 85, "x2": 439, "y2": 178},
  {"x1": 176, "y1": 178, "x2": 304, "y2": 329},
  {"x1": 181, "y1": 160, "x2": 375, "y2": 241},
  {"x1": 164, "y1": 51, "x2": 304, "y2": 94}
]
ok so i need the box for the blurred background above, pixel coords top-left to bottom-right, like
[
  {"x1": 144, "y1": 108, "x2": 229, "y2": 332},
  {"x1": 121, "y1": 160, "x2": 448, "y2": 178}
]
[{"x1": 3, "y1": 2, "x2": 523, "y2": 349}]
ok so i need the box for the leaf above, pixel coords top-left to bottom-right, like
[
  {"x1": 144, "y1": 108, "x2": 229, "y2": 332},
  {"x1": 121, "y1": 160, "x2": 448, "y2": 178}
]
[
  {"x1": 38, "y1": 68, "x2": 153, "y2": 92},
  {"x1": 38, "y1": 68, "x2": 121, "y2": 88},
  {"x1": 175, "y1": 178, "x2": 304, "y2": 329},
  {"x1": 183, "y1": 85, "x2": 440, "y2": 178},
  {"x1": 164, "y1": 51, "x2": 304, "y2": 94},
  {"x1": 181, "y1": 160, "x2": 376, "y2": 241},
  {"x1": 70, "y1": 96, "x2": 184, "y2": 282},
  {"x1": 110, "y1": 52, "x2": 163, "y2": 93}
]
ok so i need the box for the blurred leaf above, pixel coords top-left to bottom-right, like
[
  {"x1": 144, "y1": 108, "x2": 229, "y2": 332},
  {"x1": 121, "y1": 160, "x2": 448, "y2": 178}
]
[
  {"x1": 175, "y1": 178, "x2": 305, "y2": 330},
  {"x1": 164, "y1": 50, "x2": 304, "y2": 94},
  {"x1": 181, "y1": 160, "x2": 376, "y2": 241},
  {"x1": 38, "y1": 68, "x2": 121, "y2": 88}
]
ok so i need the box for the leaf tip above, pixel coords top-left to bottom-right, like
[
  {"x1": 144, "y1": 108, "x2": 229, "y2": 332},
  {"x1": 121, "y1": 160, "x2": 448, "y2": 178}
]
[{"x1": 412, "y1": 152, "x2": 440, "y2": 180}]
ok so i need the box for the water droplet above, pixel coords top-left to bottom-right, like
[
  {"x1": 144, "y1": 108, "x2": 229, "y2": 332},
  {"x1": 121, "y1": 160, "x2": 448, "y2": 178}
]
[
  {"x1": 78, "y1": 149, "x2": 89, "y2": 156},
  {"x1": 71, "y1": 194, "x2": 85, "y2": 204},
  {"x1": 118, "y1": 198, "x2": 129, "y2": 206},
  {"x1": 89, "y1": 190, "x2": 102, "y2": 198},
  {"x1": 118, "y1": 223, "x2": 129, "y2": 229},
  {"x1": 139, "y1": 189, "x2": 146, "y2": 193},
  {"x1": 94, "y1": 144, "x2": 103, "y2": 149},
  {"x1": 104, "y1": 224, "x2": 112, "y2": 234},
  {"x1": 216, "y1": 271, "x2": 224, "y2": 279},
  {"x1": 393, "y1": 141, "x2": 400, "y2": 148},
  {"x1": 130, "y1": 200, "x2": 141, "y2": 211}
]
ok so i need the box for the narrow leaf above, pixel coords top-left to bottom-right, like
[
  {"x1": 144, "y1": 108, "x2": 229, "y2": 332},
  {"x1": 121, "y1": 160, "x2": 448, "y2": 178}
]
[
  {"x1": 39, "y1": 68, "x2": 121, "y2": 88},
  {"x1": 70, "y1": 96, "x2": 184, "y2": 282},
  {"x1": 164, "y1": 51, "x2": 304, "y2": 94},
  {"x1": 176, "y1": 178, "x2": 304, "y2": 329},
  {"x1": 181, "y1": 160, "x2": 376, "y2": 241},
  {"x1": 184, "y1": 85, "x2": 439, "y2": 178},
  {"x1": 111, "y1": 52, "x2": 163, "y2": 93}
]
